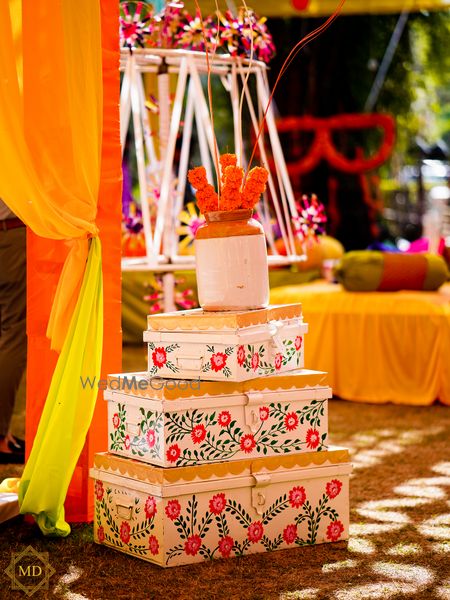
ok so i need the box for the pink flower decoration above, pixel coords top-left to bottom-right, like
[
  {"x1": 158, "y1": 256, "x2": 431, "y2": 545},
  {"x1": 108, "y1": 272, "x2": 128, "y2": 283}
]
[
  {"x1": 283, "y1": 524, "x2": 298, "y2": 544},
  {"x1": 166, "y1": 444, "x2": 181, "y2": 463},
  {"x1": 247, "y1": 521, "x2": 264, "y2": 543},
  {"x1": 284, "y1": 412, "x2": 299, "y2": 431},
  {"x1": 326, "y1": 520, "x2": 344, "y2": 542},
  {"x1": 120, "y1": 521, "x2": 131, "y2": 544},
  {"x1": 144, "y1": 496, "x2": 157, "y2": 519},
  {"x1": 209, "y1": 493, "x2": 226, "y2": 515},
  {"x1": 295, "y1": 336, "x2": 303, "y2": 351},
  {"x1": 289, "y1": 486, "x2": 306, "y2": 508},
  {"x1": 191, "y1": 424, "x2": 206, "y2": 444},
  {"x1": 95, "y1": 480, "x2": 104, "y2": 502},
  {"x1": 210, "y1": 352, "x2": 227, "y2": 372},
  {"x1": 148, "y1": 535, "x2": 159, "y2": 555},
  {"x1": 112, "y1": 413, "x2": 120, "y2": 429},
  {"x1": 152, "y1": 347, "x2": 167, "y2": 368},
  {"x1": 218, "y1": 535, "x2": 234, "y2": 558},
  {"x1": 326, "y1": 479, "x2": 343, "y2": 499},
  {"x1": 146, "y1": 428, "x2": 156, "y2": 448},
  {"x1": 218, "y1": 411, "x2": 231, "y2": 427},
  {"x1": 124, "y1": 435, "x2": 131, "y2": 451},
  {"x1": 184, "y1": 534, "x2": 202, "y2": 556},
  {"x1": 274, "y1": 353, "x2": 283, "y2": 370},
  {"x1": 251, "y1": 352, "x2": 260, "y2": 371},
  {"x1": 306, "y1": 428, "x2": 320, "y2": 449},
  {"x1": 97, "y1": 526, "x2": 105, "y2": 543},
  {"x1": 237, "y1": 345, "x2": 246, "y2": 366},
  {"x1": 240, "y1": 433, "x2": 256, "y2": 454},
  {"x1": 165, "y1": 499, "x2": 181, "y2": 521},
  {"x1": 259, "y1": 406, "x2": 270, "y2": 421}
]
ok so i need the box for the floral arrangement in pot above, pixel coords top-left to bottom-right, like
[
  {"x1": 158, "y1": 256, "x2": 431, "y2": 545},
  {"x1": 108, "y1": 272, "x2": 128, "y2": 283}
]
[
  {"x1": 188, "y1": 154, "x2": 269, "y2": 311},
  {"x1": 185, "y1": 0, "x2": 344, "y2": 312}
]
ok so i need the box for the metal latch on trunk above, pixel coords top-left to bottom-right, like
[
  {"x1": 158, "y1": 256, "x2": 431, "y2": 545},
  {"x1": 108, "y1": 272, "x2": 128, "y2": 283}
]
[
  {"x1": 268, "y1": 321, "x2": 285, "y2": 354},
  {"x1": 251, "y1": 472, "x2": 272, "y2": 515},
  {"x1": 244, "y1": 392, "x2": 264, "y2": 433}
]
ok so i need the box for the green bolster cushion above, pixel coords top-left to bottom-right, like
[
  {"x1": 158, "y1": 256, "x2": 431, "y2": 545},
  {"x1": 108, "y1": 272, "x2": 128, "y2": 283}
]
[{"x1": 335, "y1": 251, "x2": 449, "y2": 292}]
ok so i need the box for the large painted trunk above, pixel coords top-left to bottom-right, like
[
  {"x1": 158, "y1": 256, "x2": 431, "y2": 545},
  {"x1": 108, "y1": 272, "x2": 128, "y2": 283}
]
[
  {"x1": 105, "y1": 370, "x2": 331, "y2": 467},
  {"x1": 144, "y1": 304, "x2": 307, "y2": 382},
  {"x1": 90, "y1": 448, "x2": 351, "y2": 567}
]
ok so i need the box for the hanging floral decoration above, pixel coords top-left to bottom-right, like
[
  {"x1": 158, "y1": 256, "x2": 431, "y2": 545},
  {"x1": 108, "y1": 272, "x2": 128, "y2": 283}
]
[
  {"x1": 292, "y1": 194, "x2": 327, "y2": 242},
  {"x1": 119, "y1": 1, "x2": 276, "y2": 64},
  {"x1": 144, "y1": 275, "x2": 197, "y2": 314},
  {"x1": 120, "y1": 2, "x2": 154, "y2": 50}
]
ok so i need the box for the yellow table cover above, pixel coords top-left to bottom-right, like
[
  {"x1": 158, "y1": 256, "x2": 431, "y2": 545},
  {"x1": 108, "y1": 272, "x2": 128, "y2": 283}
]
[{"x1": 271, "y1": 281, "x2": 450, "y2": 405}]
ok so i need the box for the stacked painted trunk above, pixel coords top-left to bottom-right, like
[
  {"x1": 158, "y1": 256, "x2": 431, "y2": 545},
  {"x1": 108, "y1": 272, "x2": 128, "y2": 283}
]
[{"x1": 90, "y1": 304, "x2": 351, "y2": 567}]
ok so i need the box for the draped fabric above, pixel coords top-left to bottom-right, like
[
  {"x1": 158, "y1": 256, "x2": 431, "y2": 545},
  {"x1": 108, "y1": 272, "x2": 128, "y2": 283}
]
[
  {"x1": 0, "y1": 0, "x2": 105, "y2": 535},
  {"x1": 271, "y1": 282, "x2": 450, "y2": 406}
]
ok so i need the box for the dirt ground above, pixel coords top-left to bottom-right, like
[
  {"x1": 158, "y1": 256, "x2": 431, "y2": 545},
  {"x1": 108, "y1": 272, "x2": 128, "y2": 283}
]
[{"x1": 0, "y1": 347, "x2": 449, "y2": 599}]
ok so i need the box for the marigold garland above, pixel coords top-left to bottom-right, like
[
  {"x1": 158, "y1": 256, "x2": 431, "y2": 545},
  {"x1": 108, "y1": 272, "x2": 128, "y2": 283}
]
[{"x1": 188, "y1": 154, "x2": 268, "y2": 213}]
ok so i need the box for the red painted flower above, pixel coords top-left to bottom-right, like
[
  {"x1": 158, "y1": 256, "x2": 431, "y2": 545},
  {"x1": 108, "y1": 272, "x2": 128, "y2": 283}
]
[
  {"x1": 284, "y1": 412, "x2": 299, "y2": 431},
  {"x1": 259, "y1": 406, "x2": 270, "y2": 421},
  {"x1": 218, "y1": 410, "x2": 231, "y2": 427},
  {"x1": 251, "y1": 352, "x2": 260, "y2": 371},
  {"x1": 166, "y1": 444, "x2": 181, "y2": 463},
  {"x1": 209, "y1": 493, "x2": 226, "y2": 515},
  {"x1": 165, "y1": 499, "x2": 181, "y2": 520},
  {"x1": 210, "y1": 352, "x2": 228, "y2": 372},
  {"x1": 120, "y1": 521, "x2": 131, "y2": 544},
  {"x1": 184, "y1": 534, "x2": 202, "y2": 556},
  {"x1": 295, "y1": 336, "x2": 303, "y2": 351},
  {"x1": 144, "y1": 495, "x2": 157, "y2": 519},
  {"x1": 326, "y1": 479, "x2": 343, "y2": 499},
  {"x1": 306, "y1": 428, "x2": 320, "y2": 449},
  {"x1": 146, "y1": 428, "x2": 156, "y2": 448},
  {"x1": 148, "y1": 535, "x2": 159, "y2": 555},
  {"x1": 247, "y1": 521, "x2": 264, "y2": 543},
  {"x1": 218, "y1": 536, "x2": 234, "y2": 558},
  {"x1": 191, "y1": 424, "x2": 207, "y2": 444},
  {"x1": 240, "y1": 433, "x2": 256, "y2": 454},
  {"x1": 95, "y1": 480, "x2": 104, "y2": 501},
  {"x1": 152, "y1": 347, "x2": 167, "y2": 368},
  {"x1": 112, "y1": 413, "x2": 120, "y2": 429},
  {"x1": 97, "y1": 526, "x2": 105, "y2": 543},
  {"x1": 274, "y1": 353, "x2": 283, "y2": 370},
  {"x1": 124, "y1": 435, "x2": 131, "y2": 450},
  {"x1": 289, "y1": 486, "x2": 306, "y2": 508},
  {"x1": 237, "y1": 345, "x2": 246, "y2": 367},
  {"x1": 283, "y1": 524, "x2": 298, "y2": 544},
  {"x1": 326, "y1": 520, "x2": 344, "y2": 542}
]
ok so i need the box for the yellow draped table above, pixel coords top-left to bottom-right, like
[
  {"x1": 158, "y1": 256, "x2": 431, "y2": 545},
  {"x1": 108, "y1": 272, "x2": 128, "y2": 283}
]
[{"x1": 271, "y1": 281, "x2": 450, "y2": 405}]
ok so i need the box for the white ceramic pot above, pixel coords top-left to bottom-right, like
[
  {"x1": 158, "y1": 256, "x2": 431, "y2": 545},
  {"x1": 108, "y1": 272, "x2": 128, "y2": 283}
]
[{"x1": 194, "y1": 209, "x2": 269, "y2": 311}]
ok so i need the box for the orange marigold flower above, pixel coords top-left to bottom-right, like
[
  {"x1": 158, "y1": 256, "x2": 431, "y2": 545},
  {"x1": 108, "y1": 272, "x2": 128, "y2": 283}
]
[
  {"x1": 242, "y1": 167, "x2": 268, "y2": 209},
  {"x1": 188, "y1": 166, "x2": 209, "y2": 191},
  {"x1": 219, "y1": 154, "x2": 237, "y2": 185},
  {"x1": 196, "y1": 186, "x2": 218, "y2": 213},
  {"x1": 221, "y1": 165, "x2": 244, "y2": 210}
]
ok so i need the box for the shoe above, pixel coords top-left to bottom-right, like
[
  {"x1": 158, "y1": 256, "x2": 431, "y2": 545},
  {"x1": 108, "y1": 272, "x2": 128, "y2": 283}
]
[
  {"x1": 0, "y1": 450, "x2": 24, "y2": 464},
  {"x1": 8, "y1": 437, "x2": 25, "y2": 452}
]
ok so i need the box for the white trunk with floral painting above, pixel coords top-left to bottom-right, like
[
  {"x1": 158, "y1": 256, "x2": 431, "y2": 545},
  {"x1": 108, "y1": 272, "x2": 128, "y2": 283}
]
[
  {"x1": 91, "y1": 448, "x2": 351, "y2": 567},
  {"x1": 105, "y1": 370, "x2": 330, "y2": 467},
  {"x1": 144, "y1": 304, "x2": 307, "y2": 382}
]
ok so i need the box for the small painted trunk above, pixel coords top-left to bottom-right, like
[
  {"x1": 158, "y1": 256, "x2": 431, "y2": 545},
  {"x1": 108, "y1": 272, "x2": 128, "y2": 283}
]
[
  {"x1": 144, "y1": 304, "x2": 307, "y2": 382},
  {"x1": 105, "y1": 370, "x2": 330, "y2": 467},
  {"x1": 90, "y1": 448, "x2": 351, "y2": 567}
]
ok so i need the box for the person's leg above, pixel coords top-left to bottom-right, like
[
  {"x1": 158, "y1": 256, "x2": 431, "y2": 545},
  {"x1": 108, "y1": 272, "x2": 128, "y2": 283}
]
[{"x1": 0, "y1": 227, "x2": 26, "y2": 455}]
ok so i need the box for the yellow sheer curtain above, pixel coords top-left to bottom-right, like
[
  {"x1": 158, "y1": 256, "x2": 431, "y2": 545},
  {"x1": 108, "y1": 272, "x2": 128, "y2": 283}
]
[{"x1": 0, "y1": 0, "x2": 104, "y2": 535}]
